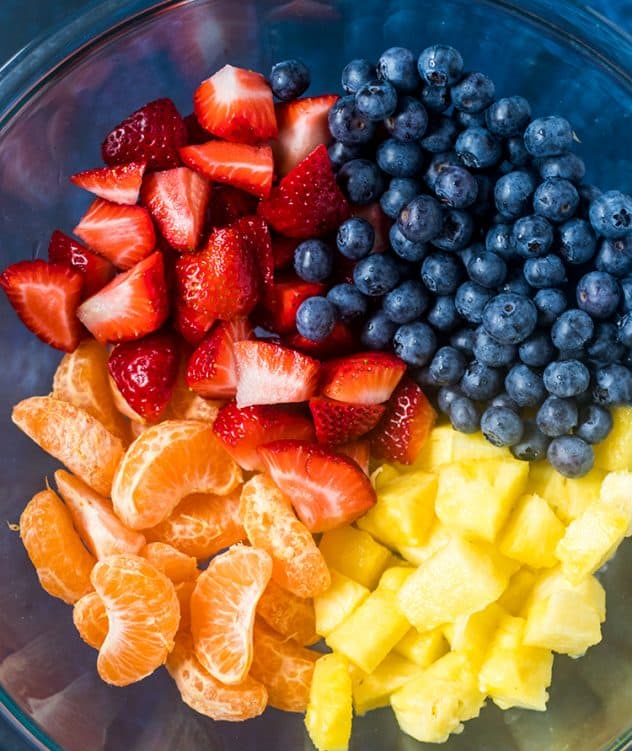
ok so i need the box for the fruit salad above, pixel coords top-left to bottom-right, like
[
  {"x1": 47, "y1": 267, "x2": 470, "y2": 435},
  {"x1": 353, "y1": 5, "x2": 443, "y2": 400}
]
[{"x1": 2, "y1": 42, "x2": 632, "y2": 749}]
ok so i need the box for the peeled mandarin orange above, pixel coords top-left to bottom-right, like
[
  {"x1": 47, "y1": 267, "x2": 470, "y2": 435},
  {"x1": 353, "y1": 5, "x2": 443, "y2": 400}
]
[
  {"x1": 108, "y1": 373, "x2": 146, "y2": 423},
  {"x1": 142, "y1": 542, "x2": 199, "y2": 583},
  {"x1": 91, "y1": 553, "x2": 179, "y2": 686},
  {"x1": 111, "y1": 420, "x2": 242, "y2": 530},
  {"x1": 73, "y1": 591, "x2": 108, "y2": 649},
  {"x1": 257, "y1": 579, "x2": 319, "y2": 646},
  {"x1": 239, "y1": 474, "x2": 330, "y2": 598},
  {"x1": 12, "y1": 396, "x2": 124, "y2": 496},
  {"x1": 20, "y1": 489, "x2": 96, "y2": 604},
  {"x1": 191, "y1": 545, "x2": 272, "y2": 685},
  {"x1": 165, "y1": 364, "x2": 222, "y2": 424},
  {"x1": 175, "y1": 579, "x2": 196, "y2": 634}
]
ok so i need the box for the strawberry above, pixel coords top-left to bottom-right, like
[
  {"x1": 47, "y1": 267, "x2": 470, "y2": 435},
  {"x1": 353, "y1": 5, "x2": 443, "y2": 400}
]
[
  {"x1": 107, "y1": 330, "x2": 179, "y2": 421},
  {"x1": 212, "y1": 402, "x2": 315, "y2": 471},
  {"x1": 271, "y1": 234, "x2": 299, "y2": 269},
  {"x1": 101, "y1": 98, "x2": 187, "y2": 169},
  {"x1": 371, "y1": 377, "x2": 437, "y2": 464},
  {"x1": 193, "y1": 64, "x2": 277, "y2": 144},
  {"x1": 258, "y1": 144, "x2": 349, "y2": 238},
  {"x1": 336, "y1": 439, "x2": 370, "y2": 475},
  {"x1": 206, "y1": 184, "x2": 257, "y2": 229},
  {"x1": 140, "y1": 167, "x2": 210, "y2": 251},
  {"x1": 48, "y1": 230, "x2": 115, "y2": 298},
  {"x1": 273, "y1": 94, "x2": 338, "y2": 175},
  {"x1": 179, "y1": 141, "x2": 273, "y2": 199},
  {"x1": 174, "y1": 226, "x2": 259, "y2": 320},
  {"x1": 320, "y1": 352, "x2": 407, "y2": 405},
  {"x1": 351, "y1": 201, "x2": 392, "y2": 253},
  {"x1": 233, "y1": 340, "x2": 320, "y2": 407},
  {"x1": 173, "y1": 299, "x2": 215, "y2": 345},
  {"x1": 183, "y1": 112, "x2": 213, "y2": 145},
  {"x1": 285, "y1": 321, "x2": 356, "y2": 358},
  {"x1": 233, "y1": 216, "x2": 274, "y2": 300},
  {"x1": 77, "y1": 251, "x2": 169, "y2": 343},
  {"x1": 256, "y1": 275, "x2": 325, "y2": 334},
  {"x1": 70, "y1": 161, "x2": 146, "y2": 205},
  {"x1": 257, "y1": 440, "x2": 376, "y2": 532},
  {"x1": 185, "y1": 318, "x2": 252, "y2": 399},
  {"x1": 309, "y1": 396, "x2": 385, "y2": 445},
  {"x1": 73, "y1": 198, "x2": 156, "y2": 270},
  {"x1": 0, "y1": 260, "x2": 83, "y2": 352}
]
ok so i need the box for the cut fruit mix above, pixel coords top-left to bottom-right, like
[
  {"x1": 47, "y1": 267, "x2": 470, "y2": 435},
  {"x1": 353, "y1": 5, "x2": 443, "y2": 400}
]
[{"x1": 2, "y1": 44, "x2": 632, "y2": 749}]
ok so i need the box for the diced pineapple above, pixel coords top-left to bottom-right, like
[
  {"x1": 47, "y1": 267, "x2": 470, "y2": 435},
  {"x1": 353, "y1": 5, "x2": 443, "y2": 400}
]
[
  {"x1": 479, "y1": 614, "x2": 553, "y2": 711},
  {"x1": 447, "y1": 602, "x2": 505, "y2": 668},
  {"x1": 314, "y1": 570, "x2": 370, "y2": 637},
  {"x1": 378, "y1": 566, "x2": 414, "y2": 592},
  {"x1": 397, "y1": 537, "x2": 511, "y2": 631},
  {"x1": 305, "y1": 653, "x2": 352, "y2": 751},
  {"x1": 600, "y1": 471, "x2": 632, "y2": 535},
  {"x1": 593, "y1": 406, "x2": 632, "y2": 472},
  {"x1": 435, "y1": 459, "x2": 529, "y2": 542},
  {"x1": 391, "y1": 652, "x2": 486, "y2": 743},
  {"x1": 351, "y1": 653, "x2": 422, "y2": 714},
  {"x1": 398, "y1": 521, "x2": 452, "y2": 565},
  {"x1": 394, "y1": 627, "x2": 449, "y2": 668},
  {"x1": 357, "y1": 471, "x2": 437, "y2": 548},
  {"x1": 319, "y1": 526, "x2": 391, "y2": 589},
  {"x1": 370, "y1": 463, "x2": 400, "y2": 491},
  {"x1": 412, "y1": 427, "x2": 509, "y2": 472},
  {"x1": 499, "y1": 494, "x2": 565, "y2": 568},
  {"x1": 527, "y1": 462, "x2": 605, "y2": 524},
  {"x1": 498, "y1": 568, "x2": 537, "y2": 615},
  {"x1": 523, "y1": 567, "x2": 606, "y2": 623}
]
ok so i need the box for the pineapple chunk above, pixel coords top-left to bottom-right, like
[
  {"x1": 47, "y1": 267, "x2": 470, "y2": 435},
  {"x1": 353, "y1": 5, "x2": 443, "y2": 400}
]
[
  {"x1": 319, "y1": 526, "x2": 390, "y2": 589},
  {"x1": 397, "y1": 537, "x2": 511, "y2": 631},
  {"x1": 398, "y1": 521, "x2": 452, "y2": 565},
  {"x1": 527, "y1": 462, "x2": 605, "y2": 524},
  {"x1": 378, "y1": 566, "x2": 413, "y2": 592},
  {"x1": 498, "y1": 568, "x2": 537, "y2": 615},
  {"x1": 351, "y1": 653, "x2": 422, "y2": 714},
  {"x1": 391, "y1": 652, "x2": 485, "y2": 743},
  {"x1": 523, "y1": 567, "x2": 606, "y2": 622},
  {"x1": 479, "y1": 614, "x2": 553, "y2": 711},
  {"x1": 314, "y1": 570, "x2": 370, "y2": 637},
  {"x1": 446, "y1": 602, "x2": 505, "y2": 667},
  {"x1": 370, "y1": 463, "x2": 400, "y2": 491},
  {"x1": 499, "y1": 494, "x2": 565, "y2": 568},
  {"x1": 357, "y1": 471, "x2": 437, "y2": 548},
  {"x1": 407, "y1": 425, "x2": 455, "y2": 471},
  {"x1": 305, "y1": 653, "x2": 352, "y2": 751},
  {"x1": 593, "y1": 406, "x2": 632, "y2": 472},
  {"x1": 435, "y1": 459, "x2": 529, "y2": 542},
  {"x1": 394, "y1": 627, "x2": 449, "y2": 668},
  {"x1": 600, "y1": 471, "x2": 632, "y2": 535}
]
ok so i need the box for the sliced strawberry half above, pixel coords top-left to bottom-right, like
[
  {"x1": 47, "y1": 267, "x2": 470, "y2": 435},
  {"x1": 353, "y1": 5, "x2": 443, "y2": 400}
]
[
  {"x1": 257, "y1": 274, "x2": 325, "y2": 335},
  {"x1": 206, "y1": 184, "x2": 258, "y2": 229},
  {"x1": 258, "y1": 144, "x2": 349, "y2": 238},
  {"x1": 179, "y1": 140, "x2": 273, "y2": 199},
  {"x1": 257, "y1": 440, "x2": 376, "y2": 532},
  {"x1": 271, "y1": 234, "x2": 299, "y2": 269},
  {"x1": 77, "y1": 251, "x2": 169, "y2": 343},
  {"x1": 309, "y1": 396, "x2": 385, "y2": 445},
  {"x1": 320, "y1": 352, "x2": 407, "y2": 405},
  {"x1": 336, "y1": 439, "x2": 370, "y2": 475},
  {"x1": 371, "y1": 377, "x2": 437, "y2": 464},
  {"x1": 233, "y1": 340, "x2": 320, "y2": 408},
  {"x1": 173, "y1": 298, "x2": 215, "y2": 346},
  {"x1": 48, "y1": 230, "x2": 115, "y2": 299},
  {"x1": 70, "y1": 161, "x2": 146, "y2": 205},
  {"x1": 351, "y1": 202, "x2": 392, "y2": 253},
  {"x1": 140, "y1": 167, "x2": 210, "y2": 251},
  {"x1": 0, "y1": 260, "x2": 83, "y2": 352},
  {"x1": 184, "y1": 112, "x2": 213, "y2": 145},
  {"x1": 73, "y1": 198, "x2": 156, "y2": 270},
  {"x1": 233, "y1": 216, "x2": 274, "y2": 299},
  {"x1": 107, "y1": 330, "x2": 179, "y2": 421},
  {"x1": 286, "y1": 321, "x2": 356, "y2": 359},
  {"x1": 273, "y1": 94, "x2": 338, "y2": 176},
  {"x1": 213, "y1": 402, "x2": 315, "y2": 471},
  {"x1": 185, "y1": 318, "x2": 252, "y2": 399},
  {"x1": 193, "y1": 64, "x2": 277, "y2": 144}
]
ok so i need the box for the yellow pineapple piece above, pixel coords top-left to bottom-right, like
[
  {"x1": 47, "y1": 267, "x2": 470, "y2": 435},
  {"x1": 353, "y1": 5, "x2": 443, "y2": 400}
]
[
  {"x1": 377, "y1": 566, "x2": 413, "y2": 592},
  {"x1": 446, "y1": 602, "x2": 505, "y2": 668},
  {"x1": 314, "y1": 569, "x2": 370, "y2": 637},
  {"x1": 527, "y1": 462, "x2": 605, "y2": 523},
  {"x1": 319, "y1": 526, "x2": 390, "y2": 589},
  {"x1": 398, "y1": 521, "x2": 452, "y2": 565},
  {"x1": 498, "y1": 568, "x2": 537, "y2": 615},
  {"x1": 523, "y1": 567, "x2": 606, "y2": 622},
  {"x1": 351, "y1": 653, "x2": 422, "y2": 714},
  {"x1": 305, "y1": 653, "x2": 352, "y2": 751},
  {"x1": 499, "y1": 493, "x2": 566, "y2": 568},
  {"x1": 600, "y1": 471, "x2": 632, "y2": 534},
  {"x1": 394, "y1": 627, "x2": 449, "y2": 668},
  {"x1": 593, "y1": 406, "x2": 632, "y2": 471},
  {"x1": 408, "y1": 425, "x2": 455, "y2": 471},
  {"x1": 370, "y1": 462, "x2": 400, "y2": 491}
]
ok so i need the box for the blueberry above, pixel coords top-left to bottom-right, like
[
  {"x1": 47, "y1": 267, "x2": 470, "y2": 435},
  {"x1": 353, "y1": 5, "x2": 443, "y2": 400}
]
[
  {"x1": 505, "y1": 364, "x2": 546, "y2": 407},
  {"x1": 389, "y1": 223, "x2": 427, "y2": 262},
  {"x1": 414, "y1": 366, "x2": 440, "y2": 388},
  {"x1": 533, "y1": 177, "x2": 579, "y2": 223},
  {"x1": 482, "y1": 292, "x2": 537, "y2": 344},
  {"x1": 460, "y1": 360, "x2": 503, "y2": 400},
  {"x1": 376, "y1": 138, "x2": 425, "y2": 178},
  {"x1": 538, "y1": 152, "x2": 586, "y2": 183},
  {"x1": 485, "y1": 96, "x2": 532, "y2": 137},
  {"x1": 432, "y1": 210, "x2": 474, "y2": 252},
  {"x1": 494, "y1": 171, "x2": 536, "y2": 219},
  {"x1": 269, "y1": 59, "x2": 310, "y2": 101},
  {"x1": 485, "y1": 224, "x2": 515, "y2": 259},
  {"x1": 420, "y1": 117, "x2": 458, "y2": 153},
  {"x1": 535, "y1": 396, "x2": 578, "y2": 437},
  {"x1": 593, "y1": 363, "x2": 632, "y2": 405},
  {"x1": 576, "y1": 404, "x2": 614, "y2": 444},
  {"x1": 360, "y1": 310, "x2": 397, "y2": 350},
  {"x1": 451, "y1": 72, "x2": 495, "y2": 113},
  {"x1": 576, "y1": 271, "x2": 621, "y2": 319},
  {"x1": 506, "y1": 136, "x2": 530, "y2": 167},
  {"x1": 460, "y1": 241, "x2": 484, "y2": 269},
  {"x1": 427, "y1": 295, "x2": 460, "y2": 332},
  {"x1": 328, "y1": 96, "x2": 376, "y2": 145},
  {"x1": 523, "y1": 254, "x2": 567, "y2": 289},
  {"x1": 551, "y1": 309, "x2": 594, "y2": 351},
  {"x1": 437, "y1": 385, "x2": 463, "y2": 414},
  {"x1": 341, "y1": 59, "x2": 375, "y2": 94},
  {"x1": 433, "y1": 165, "x2": 478, "y2": 209},
  {"x1": 328, "y1": 141, "x2": 364, "y2": 171},
  {"x1": 589, "y1": 190, "x2": 632, "y2": 238},
  {"x1": 326, "y1": 283, "x2": 368, "y2": 322},
  {"x1": 456, "y1": 282, "x2": 493, "y2": 324},
  {"x1": 467, "y1": 250, "x2": 507, "y2": 289},
  {"x1": 501, "y1": 269, "x2": 532, "y2": 297},
  {"x1": 547, "y1": 435, "x2": 594, "y2": 478},
  {"x1": 417, "y1": 45, "x2": 464, "y2": 86},
  {"x1": 511, "y1": 215, "x2": 554, "y2": 257},
  {"x1": 429, "y1": 346, "x2": 466, "y2": 385},
  {"x1": 424, "y1": 151, "x2": 461, "y2": 189},
  {"x1": 481, "y1": 406, "x2": 524, "y2": 447},
  {"x1": 519, "y1": 330, "x2": 555, "y2": 367},
  {"x1": 353, "y1": 253, "x2": 400, "y2": 296},
  {"x1": 421, "y1": 252, "x2": 462, "y2": 294},
  {"x1": 294, "y1": 239, "x2": 333, "y2": 282},
  {"x1": 510, "y1": 421, "x2": 550, "y2": 461},
  {"x1": 543, "y1": 359, "x2": 590, "y2": 398},
  {"x1": 621, "y1": 276, "x2": 632, "y2": 312},
  {"x1": 534, "y1": 288, "x2": 567, "y2": 327},
  {"x1": 524, "y1": 116, "x2": 574, "y2": 157},
  {"x1": 295, "y1": 296, "x2": 335, "y2": 341},
  {"x1": 455, "y1": 127, "x2": 502, "y2": 169},
  {"x1": 383, "y1": 280, "x2": 430, "y2": 323},
  {"x1": 587, "y1": 321, "x2": 624, "y2": 363},
  {"x1": 384, "y1": 96, "x2": 428, "y2": 141},
  {"x1": 450, "y1": 396, "x2": 481, "y2": 433},
  {"x1": 420, "y1": 84, "x2": 451, "y2": 114},
  {"x1": 336, "y1": 217, "x2": 375, "y2": 259},
  {"x1": 337, "y1": 159, "x2": 385, "y2": 204},
  {"x1": 595, "y1": 236, "x2": 632, "y2": 277},
  {"x1": 355, "y1": 80, "x2": 398, "y2": 121},
  {"x1": 393, "y1": 322, "x2": 437, "y2": 366},
  {"x1": 618, "y1": 312, "x2": 632, "y2": 347},
  {"x1": 380, "y1": 178, "x2": 422, "y2": 220},
  {"x1": 491, "y1": 393, "x2": 520, "y2": 412},
  {"x1": 456, "y1": 110, "x2": 487, "y2": 129},
  {"x1": 558, "y1": 218, "x2": 597, "y2": 265},
  {"x1": 377, "y1": 47, "x2": 420, "y2": 92},
  {"x1": 474, "y1": 327, "x2": 516, "y2": 367},
  {"x1": 450, "y1": 326, "x2": 477, "y2": 355},
  {"x1": 398, "y1": 195, "x2": 443, "y2": 243}
]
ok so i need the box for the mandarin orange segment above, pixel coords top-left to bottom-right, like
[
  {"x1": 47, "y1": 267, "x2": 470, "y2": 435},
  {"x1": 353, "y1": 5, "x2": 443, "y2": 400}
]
[
  {"x1": 165, "y1": 365, "x2": 222, "y2": 424},
  {"x1": 175, "y1": 580, "x2": 196, "y2": 634},
  {"x1": 73, "y1": 591, "x2": 108, "y2": 649},
  {"x1": 91, "y1": 553, "x2": 179, "y2": 686},
  {"x1": 166, "y1": 632, "x2": 268, "y2": 722},
  {"x1": 191, "y1": 545, "x2": 272, "y2": 685},
  {"x1": 20, "y1": 489, "x2": 96, "y2": 604},
  {"x1": 55, "y1": 470, "x2": 146, "y2": 559},
  {"x1": 257, "y1": 579, "x2": 319, "y2": 646},
  {"x1": 109, "y1": 373, "x2": 145, "y2": 423},
  {"x1": 142, "y1": 542, "x2": 199, "y2": 583},
  {"x1": 111, "y1": 420, "x2": 242, "y2": 530},
  {"x1": 240, "y1": 474, "x2": 330, "y2": 598},
  {"x1": 12, "y1": 396, "x2": 124, "y2": 496}
]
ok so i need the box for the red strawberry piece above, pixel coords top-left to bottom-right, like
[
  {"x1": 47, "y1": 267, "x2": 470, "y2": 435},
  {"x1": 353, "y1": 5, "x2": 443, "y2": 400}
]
[
  {"x1": 336, "y1": 439, "x2": 370, "y2": 475},
  {"x1": 350, "y1": 201, "x2": 392, "y2": 253},
  {"x1": 70, "y1": 161, "x2": 146, "y2": 205},
  {"x1": 107, "y1": 330, "x2": 179, "y2": 421},
  {"x1": 173, "y1": 298, "x2": 215, "y2": 346},
  {"x1": 285, "y1": 321, "x2": 356, "y2": 358},
  {"x1": 140, "y1": 167, "x2": 210, "y2": 251},
  {"x1": 193, "y1": 64, "x2": 277, "y2": 144},
  {"x1": 206, "y1": 184, "x2": 257, "y2": 229},
  {"x1": 77, "y1": 251, "x2": 169, "y2": 343},
  {"x1": 233, "y1": 216, "x2": 274, "y2": 300},
  {"x1": 256, "y1": 275, "x2": 325, "y2": 335},
  {"x1": 174, "y1": 226, "x2": 259, "y2": 320},
  {"x1": 271, "y1": 234, "x2": 299, "y2": 269},
  {"x1": 272, "y1": 94, "x2": 338, "y2": 175},
  {"x1": 320, "y1": 351, "x2": 407, "y2": 405},
  {"x1": 371, "y1": 377, "x2": 437, "y2": 464},
  {"x1": 48, "y1": 230, "x2": 115, "y2": 299},
  {"x1": 184, "y1": 113, "x2": 213, "y2": 145},
  {"x1": 233, "y1": 340, "x2": 320, "y2": 408},
  {"x1": 185, "y1": 318, "x2": 252, "y2": 399},
  {"x1": 309, "y1": 396, "x2": 385, "y2": 445},
  {"x1": 258, "y1": 144, "x2": 349, "y2": 238},
  {"x1": 213, "y1": 402, "x2": 315, "y2": 471},
  {"x1": 0, "y1": 260, "x2": 83, "y2": 352},
  {"x1": 179, "y1": 140, "x2": 273, "y2": 199},
  {"x1": 101, "y1": 98, "x2": 187, "y2": 170},
  {"x1": 73, "y1": 198, "x2": 156, "y2": 270},
  {"x1": 257, "y1": 439, "x2": 376, "y2": 532}
]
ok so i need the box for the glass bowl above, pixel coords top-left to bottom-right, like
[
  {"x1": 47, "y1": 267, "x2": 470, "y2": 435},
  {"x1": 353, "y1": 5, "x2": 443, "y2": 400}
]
[{"x1": 1, "y1": 1, "x2": 631, "y2": 749}]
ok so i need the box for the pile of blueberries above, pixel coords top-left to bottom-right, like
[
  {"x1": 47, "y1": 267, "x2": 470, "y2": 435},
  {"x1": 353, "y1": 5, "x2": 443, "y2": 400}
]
[{"x1": 286, "y1": 45, "x2": 632, "y2": 478}]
